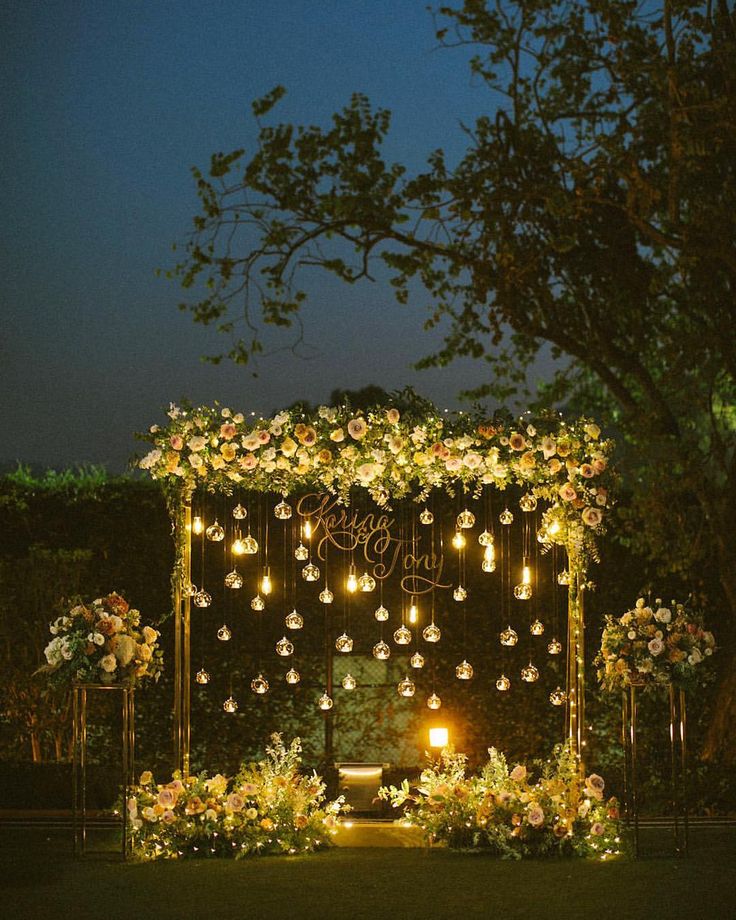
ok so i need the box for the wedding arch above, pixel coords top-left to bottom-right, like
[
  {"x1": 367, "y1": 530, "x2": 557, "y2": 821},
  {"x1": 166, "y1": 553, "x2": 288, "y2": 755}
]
[{"x1": 140, "y1": 400, "x2": 613, "y2": 775}]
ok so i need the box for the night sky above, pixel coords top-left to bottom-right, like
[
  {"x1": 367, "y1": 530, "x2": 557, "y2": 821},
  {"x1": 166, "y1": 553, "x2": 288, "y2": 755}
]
[{"x1": 3, "y1": 1, "x2": 522, "y2": 472}]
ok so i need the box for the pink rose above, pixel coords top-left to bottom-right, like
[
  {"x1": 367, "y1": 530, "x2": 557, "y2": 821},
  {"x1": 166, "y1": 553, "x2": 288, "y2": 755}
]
[
  {"x1": 559, "y1": 483, "x2": 577, "y2": 502},
  {"x1": 157, "y1": 788, "x2": 177, "y2": 808},
  {"x1": 591, "y1": 821, "x2": 605, "y2": 836},
  {"x1": 580, "y1": 463, "x2": 594, "y2": 478},
  {"x1": 220, "y1": 423, "x2": 237, "y2": 441},
  {"x1": 239, "y1": 453, "x2": 258, "y2": 470},
  {"x1": 170, "y1": 435, "x2": 184, "y2": 451},
  {"x1": 582, "y1": 507, "x2": 603, "y2": 527}
]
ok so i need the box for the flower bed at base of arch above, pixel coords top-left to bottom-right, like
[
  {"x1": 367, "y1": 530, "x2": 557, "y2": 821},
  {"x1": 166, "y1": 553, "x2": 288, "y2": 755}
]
[
  {"x1": 125, "y1": 736, "x2": 347, "y2": 860},
  {"x1": 139, "y1": 401, "x2": 615, "y2": 563},
  {"x1": 378, "y1": 745, "x2": 623, "y2": 859}
]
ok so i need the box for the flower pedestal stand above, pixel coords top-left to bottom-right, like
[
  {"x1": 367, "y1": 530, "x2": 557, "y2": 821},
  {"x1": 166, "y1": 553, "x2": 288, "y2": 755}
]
[
  {"x1": 622, "y1": 683, "x2": 688, "y2": 858},
  {"x1": 72, "y1": 683, "x2": 135, "y2": 859}
]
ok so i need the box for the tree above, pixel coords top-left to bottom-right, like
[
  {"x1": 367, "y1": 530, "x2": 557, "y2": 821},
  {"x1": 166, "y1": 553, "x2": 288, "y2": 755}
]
[{"x1": 170, "y1": 2, "x2": 736, "y2": 759}]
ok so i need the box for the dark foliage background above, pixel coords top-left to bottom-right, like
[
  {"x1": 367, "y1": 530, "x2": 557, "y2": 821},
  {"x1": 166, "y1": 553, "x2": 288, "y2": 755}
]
[{"x1": 0, "y1": 467, "x2": 731, "y2": 813}]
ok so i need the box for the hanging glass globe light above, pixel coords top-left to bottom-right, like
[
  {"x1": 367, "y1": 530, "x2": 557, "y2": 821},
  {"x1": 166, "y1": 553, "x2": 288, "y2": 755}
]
[
  {"x1": 195, "y1": 668, "x2": 210, "y2": 685},
  {"x1": 335, "y1": 633, "x2": 354, "y2": 653},
  {"x1": 519, "y1": 493, "x2": 538, "y2": 512},
  {"x1": 251, "y1": 674, "x2": 269, "y2": 695},
  {"x1": 521, "y1": 663, "x2": 540, "y2": 683},
  {"x1": 426, "y1": 692, "x2": 442, "y2": 710},
  {"x1": 285, "y1": 609, "x2": 304, "y2": 630},
  {"x1": 192, "y1": 516, "x2": 204, "y2": 535},
  {"x1": 374, "y1": 604, "x2": 389, "y2": 622},
  {"x1": 275, "y1": 636, "x2": 294, "y2": 657},
  {"x1": 193, "y1": 588, "x2": 212, "y2": 607},
  {"x1": 223, "y1": 696, "x2": 238, "y2": 713},
  {"x1": 452, "y1": 530, "x2": 466, "y2": 550},
  {"x1": 481, "y1": 559, "x2": 496, "y2": 574},
  {"x1": 232, "y1": 503, "x2": 247, "y2": 520},
  {"x1": 422, "y1": 623, "x2": 441, "y2": 643},
  {"x1": 547, "y1": 637, "x2": 563, "y2": 655},
  {"x1": 217, "y1": 624, "x2": 232, "y2": 642},
  {"x1": 393, "y1": 625, "x2": 412, "y2": 645},
  {"x1": 478, "y1": 530, "x2": 494, "y2": 546},
  {"x1": 193, "y1": 589, "x2": 212, "y2": 608},
  {"x1": 224, "y1": 569, "x2": 243, "y2": 589},
  {"x1": 205, "y1": 520, "x2": 225, "y2": 542},
  {"x1": 397, "y1": 676, "x2": 416, "y2": 697},
  {"x1": 455, "y1": 659, "x2": 474, "y2": 680},
  {"x1": 319, "y1": 587, "x2": 334, "y2": 605},
  {"x1": 453, "y1": 585, "x2": 467, "y2": 602},
  {"x1": 457, "y1": 508, "x2": 476, "y2": 529},
  {"x1": 419, "y1": 507, "x2": 434, "y2": 525},
  {"x1": 358, "y1": 572, "x2": 376, "y2": 592},
  {"x1": 274, "y1": 499, "x2": 293, "y2": 520},
  {"x1": 530, "y1": 619, "x2": 545, "y2": 636},
  {"x1": 302, "y1": 563, "x2": 320, "y2": 582},
  {"x1": 341, "y1": 673, "x2": 357, "y2": 691},
  {"x1": 373, "y1": 640, "x2": 391, "y2": 660},
  {"x1": 242, "y1": 534, "x2": 259, "y2": 554},
  {"x1": 500, "y1": 626, "x2": 518, "y2": 647},
  {"x1": 285, "y1": 667, "x2": 300, "y2": 685},
  {"x1": 410, "y1": 651, "x2": 425, "y2": 669},
  {"x1": 294, "y1": 542, "x2": 309, "y2": 561},
  {"x1": 514, "y1": 583, "x2": 533, "y2": 600},
  {"x1": 481, "y1": 543, "x2": 497, "y2": 573},
  {"x1": 557, "y1": 569, "x2": 571, "y2": 586},
  {"x1": 231, "y1": 536, "x2": 247, "y2": 556},
  {"x1": 499, "y1": 508, "x2": 514, "y2": 525},
  {"x1": 182, "y1": 581, "x2": 197, "y2": 597},
  {"x1": 318, "y1": 692, "x2": 333, "y2": 711},
  {"x1": 496, "y1": 674, "x2": 511, "y2": 692},
  {"x1": 250, "y1": 595, "x2": 265, "y2": 612},
  {"x1": 550, "y1": 687, "x2": 567, "y2": 706}
]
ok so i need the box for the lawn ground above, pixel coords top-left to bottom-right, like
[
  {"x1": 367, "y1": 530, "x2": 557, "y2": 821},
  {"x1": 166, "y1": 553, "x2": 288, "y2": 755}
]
[{"x1": 1, "y1": 825, "x2": 734, "y2": 920}]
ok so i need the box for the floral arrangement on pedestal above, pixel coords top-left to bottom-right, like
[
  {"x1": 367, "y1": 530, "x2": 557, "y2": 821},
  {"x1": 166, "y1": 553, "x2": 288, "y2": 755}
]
[
  {"x1": 40, "y1": 592, "x2": 163, "y2": 689},
  {"x1": 378, "y1": 744, "x2": 621, "y2": 859},
  {"x1": 596, "y1": 597, "x2": 716, "y2": 692},
  {"x1": 127, "y1": 735, "x2": 347, "y2": 860}
]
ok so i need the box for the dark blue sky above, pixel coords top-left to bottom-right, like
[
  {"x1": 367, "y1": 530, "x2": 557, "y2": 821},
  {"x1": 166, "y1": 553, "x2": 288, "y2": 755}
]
[{"x1": 2, "y1": 1, "x2": 524, "y2": 471}]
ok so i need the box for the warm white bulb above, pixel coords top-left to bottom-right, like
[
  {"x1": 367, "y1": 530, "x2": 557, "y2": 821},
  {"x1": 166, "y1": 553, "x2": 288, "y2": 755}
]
[
  {"x1": 452, "y1": 531, "x2": 466, "y2": 550},
  {"x1": 522, "y1": 564, "x2": 531, "y2": 585},
  {"x1": 232, "y1": 538, "x2": 246, "y2": 555},
  {"x1": 346, "y1": 565, "x2": 358, "y2": 593},
  {"x1": 303, "y1": 520, "x2": 312, "y2": 540},
  {"x1": 192, "y1": 516, "x2": 204, "y2": 535},
  {"x1": 484, "y1": 544, "x2": 495, "y2": 563},
  {"x1": 408, "y1": 603, "x2": 418, "y2": 625},
  {"x1": 548, "y1": 520, "x2": 561, "y2": 535},
  {"x1": 261, "y1": 573, "x2": 272, "y2": 595}
]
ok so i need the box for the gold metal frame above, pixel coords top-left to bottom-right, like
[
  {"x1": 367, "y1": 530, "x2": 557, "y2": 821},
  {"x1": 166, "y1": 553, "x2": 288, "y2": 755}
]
[{"x1": 72, "y1": 683, "x2": 135, "y2": 859}]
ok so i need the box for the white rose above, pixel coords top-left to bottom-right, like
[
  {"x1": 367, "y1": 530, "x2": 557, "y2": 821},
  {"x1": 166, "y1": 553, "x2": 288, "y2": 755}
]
[
  {"x1": 139, "y1": 449, "x2": 162, "y2": 470},
  {"x1": 100, "y1": 654, "x2": 117, "y2": 673},
  {"x1": 187, "y1": 435, "x2": 207, "y2": 452},
  {"x1": 654, "y1": 607, "x2": 672, "y2": 624},
  {"x1": 94, "y1": 633, "x2": 105, "y2": 646}
]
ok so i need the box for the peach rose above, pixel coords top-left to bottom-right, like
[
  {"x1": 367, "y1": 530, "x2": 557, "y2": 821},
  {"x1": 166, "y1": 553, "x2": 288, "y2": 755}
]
[
  {"x1": 508, "y1": 432, "x2": 526, "y2": 451},
  {"x1": 386, "y1": 408, "x2": 400, "y2": 424},
  {"x1": 220, "y1": 423, "x2": 237, "y2": 440},
  {"x1": 347, "y1": 418, "x2": 367, "y2": 440},
  {"x1": 558, "y1": 482, "x2": 577, "y2": 502}
]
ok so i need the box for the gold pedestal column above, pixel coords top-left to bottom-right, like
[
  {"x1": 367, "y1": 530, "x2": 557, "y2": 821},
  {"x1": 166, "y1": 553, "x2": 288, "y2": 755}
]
[
  {"x1": 173, "y1": 499, "x2": 192, "y2": 776},
  {"x1": 564, "y1": 551, "x2": 585, "y2": 766}
]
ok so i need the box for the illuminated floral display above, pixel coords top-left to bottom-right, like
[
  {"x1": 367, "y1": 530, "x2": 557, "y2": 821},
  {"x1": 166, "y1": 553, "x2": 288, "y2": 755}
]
[
  {"x1": 127, "y1": 735, "x2": 346, "y2": 860},
  {"x1": 40, "y1": 592, "x2": 162, "y2": 689},
  {"x1": 596, "y1": 598, "x2": 716, "y2": 692},
  {"x1": 379, "y1": 744, "x2": 622, "y2": 859}
]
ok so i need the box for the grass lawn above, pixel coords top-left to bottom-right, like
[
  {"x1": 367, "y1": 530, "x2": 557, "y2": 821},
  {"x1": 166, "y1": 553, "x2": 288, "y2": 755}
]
[{"x1": 1, "y1": 826, "x2": 734, "y2": 920}]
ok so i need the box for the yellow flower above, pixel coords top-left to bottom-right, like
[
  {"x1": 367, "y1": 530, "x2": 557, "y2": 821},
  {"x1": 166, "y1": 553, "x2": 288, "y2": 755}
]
[
  {"x1": 220, "y1": 443, "x2": 237, "y2": 462},
  {"x1": 260, "y1": 817, "x2": 274, "y2": 831},
  {"x1": 139, "y1": 770, "x2": 153, "y2": 785},
  {"x1": 330, "y1": 428, "x2": 345, "y2": 442},
  {"x1": 281, "y1": 437, "x2": 298, "y2": 457}
]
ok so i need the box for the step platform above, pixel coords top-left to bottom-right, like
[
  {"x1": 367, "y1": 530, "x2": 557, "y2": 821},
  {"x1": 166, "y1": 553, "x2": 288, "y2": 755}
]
[{"x1": 332, "y1": 818, "x2": 426, "y2": 848}]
